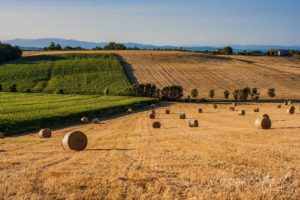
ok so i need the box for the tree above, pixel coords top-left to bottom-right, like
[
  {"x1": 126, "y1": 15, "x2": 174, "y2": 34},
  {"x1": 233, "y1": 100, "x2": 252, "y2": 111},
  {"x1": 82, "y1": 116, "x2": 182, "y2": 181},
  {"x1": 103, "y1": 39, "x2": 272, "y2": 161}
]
[
  {"x1": 191, "y1": 88, "x2": 198, "y2": 99},
  {"x1": 103, "y1": 42, "x2": 126, "y2": 50},
  {"x1": 104, "y1": 88, "x2": 110, "y2": 95},
  {"x1": 267, "y1": 88, "x2": 276, "y2": 98},
  {"x1": 250, "y1": 88, "x2": 260, "y2": 101},
  {"x1": 223, "y1": 89, "x2": 230, "y2": 100},
  {"x1": 209, "y1": 89, "x2": 215, "y2": 99},
  {"x1": 239, "y1": 87, "x2": 251, "y2": 101},
  {"x1": 233, "y1": 89, "x2": 239, "y2": 101},
  {"x1": 0, "y1": 42, "x2": 22, "y2": 63},
  {"x1": 9, "y1": 84, "x2": 17, "y2": 92},
  {"x1": 219, "y1": 46, "x2": 233, "y2": 55},
  {"x1": 161, "y1": 85, "x2": 183, "y2": 100}
]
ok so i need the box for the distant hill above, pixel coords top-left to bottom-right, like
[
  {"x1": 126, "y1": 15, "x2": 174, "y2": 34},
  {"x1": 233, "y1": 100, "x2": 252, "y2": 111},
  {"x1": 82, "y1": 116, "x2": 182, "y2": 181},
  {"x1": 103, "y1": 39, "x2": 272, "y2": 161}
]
[{"x1": 3, "y1": 38, "x2": 300, "y2": 52}]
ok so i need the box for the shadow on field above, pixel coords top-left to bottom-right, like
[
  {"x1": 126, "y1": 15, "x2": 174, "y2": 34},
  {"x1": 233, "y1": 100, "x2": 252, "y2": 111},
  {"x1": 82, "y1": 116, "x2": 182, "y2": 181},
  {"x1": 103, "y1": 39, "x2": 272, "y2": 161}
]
[
  {"x1": 273, "y1": 127, "x2": 300, "y2": 130},
  {"x1": 0, "y1": 150, "x2": 6, "y2": 153},
  {"x1": 86, "y1": 148, "x2": 135, "y2": 151},
  {"x1": 116, "y1": 54, "x2": 137, "y2": 84}
]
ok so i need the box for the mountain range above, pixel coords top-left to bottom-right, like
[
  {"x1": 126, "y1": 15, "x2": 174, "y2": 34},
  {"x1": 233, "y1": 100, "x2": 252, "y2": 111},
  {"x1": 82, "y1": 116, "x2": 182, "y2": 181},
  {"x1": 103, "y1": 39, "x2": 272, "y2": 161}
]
[{"x1": 3, "y1": 38, "x2": 300, "y2": 52}]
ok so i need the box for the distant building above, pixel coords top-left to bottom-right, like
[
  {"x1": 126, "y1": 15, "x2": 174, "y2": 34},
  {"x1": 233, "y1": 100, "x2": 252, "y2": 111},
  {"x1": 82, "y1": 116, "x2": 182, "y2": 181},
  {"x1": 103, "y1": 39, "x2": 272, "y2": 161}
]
[{"x1": 277, "y1": 49, "x2": 289, "y2": 56}]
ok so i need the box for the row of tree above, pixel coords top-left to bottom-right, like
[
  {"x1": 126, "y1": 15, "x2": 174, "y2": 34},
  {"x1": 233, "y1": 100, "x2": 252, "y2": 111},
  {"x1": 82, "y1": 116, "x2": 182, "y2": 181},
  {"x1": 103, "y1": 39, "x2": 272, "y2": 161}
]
[
  {"x1": 44, "y1": 42, "x2": 86, "y2": 51},
  {"x1": 190, "y1": 87, "x2": 276, "y2": 101},
  {"x1": 0, "y1": 42, "x2": 22, "y2": 63}
]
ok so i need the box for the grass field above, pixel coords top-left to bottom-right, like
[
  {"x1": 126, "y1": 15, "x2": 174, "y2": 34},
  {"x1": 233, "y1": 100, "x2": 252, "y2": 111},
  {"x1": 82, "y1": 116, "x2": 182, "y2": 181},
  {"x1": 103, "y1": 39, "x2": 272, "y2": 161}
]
[
  {"x1": 0, "y1": 53, "x2": 132, "y2": 95},
  {"x1": 0, "y1": 102, "x2": 299, "y2": 199},
  {"x1": 22, "y1": 50, "x2": 300, "y2": 99},
  {"x1": 0, "y1": 92, "x2": 156, "y2": 135}
]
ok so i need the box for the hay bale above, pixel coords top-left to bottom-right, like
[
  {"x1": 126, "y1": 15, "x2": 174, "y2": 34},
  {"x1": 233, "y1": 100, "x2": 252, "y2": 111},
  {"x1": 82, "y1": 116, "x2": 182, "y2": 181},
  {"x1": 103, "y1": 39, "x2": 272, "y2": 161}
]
[
  {"x1": 254, "y1": 108, "x2": 260, "y2": 112},
  {"x1": 286, "y1": 106, "x2": 295, "y2": 114},
  {"x1": 166, "y1": 109, "x2": 170, "y2": 114},
  {"x1": 238, "y1": 110, "x2": 246, "y2": 115},
  {"x1": 284, "y1": 101, "x2": 288, "y2": 106},
  {"x1": 255, "y1": 117, "x2": 272, "y2": 129},
  {"x1": 92, "y1": 118, "x2": 100, "y2": 124},
  {"x1": 229, "y1": 107, "x2": 235, "y2": 111},
  {"x1": 277, "y1": 104, "x2": 281, "y2": 108},
  {"x1": 0, "y1": 132, "x2": 5, "y2": 139},
  {"x1": 151, "y1": 104, "x2": 156, "y2": 108},
  {"x1": 198, "y1": 108, "x2": 203, "y2": 113},
  {"x1": 189, "y1": 119, "x2": 199, "y2": 127},
  {"x1": 288, "y1": 100, "x2": 293, "y2": 105},
  {"x1": 151, "y1": 109, "x2": 155, "y2": 115},
  {"x1": 260, "y1": 114, "x2": 270, "y2": 119},
  {"x1": 38, "y1": 128, "x2": 52, "y2": 138},
  {"x1": 232, "y1": 102, "x2": 237, "y2": 107},
  {"x1": 62, "y1": 131, "x2": 88, "y2": 151},
  {"x1": 179, "y1": 113, "x2": 186, "y2": 119},
  {"x1": 81, "y1": 116, "x2": 89, "y2": 123},
  {"x1": 152, "y1": 121, "x2": 161, "y2": 128},
  {"x1": 127, "y1": 108, "x2": 133, "y2": 113},
  {"x1": 213, "y1": 104, "x2": 217, "y2": 109},
  {"x1": 149, "y1": 113, "x2": 155, "y2": 119}
]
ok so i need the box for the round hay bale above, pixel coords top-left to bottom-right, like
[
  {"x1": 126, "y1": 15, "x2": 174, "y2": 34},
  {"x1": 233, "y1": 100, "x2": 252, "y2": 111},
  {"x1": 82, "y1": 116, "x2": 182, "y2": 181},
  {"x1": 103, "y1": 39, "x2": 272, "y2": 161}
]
[
  {"x1": 166, "y1": 109, "x2": 170, "y2": 114},
  {"x1": 0, "y1": 132, "x2": 5, "y2": 139},
  {"x1": 229, "y1": 107, "x2": 235, "y2": 111},
  {"x1": 62, "y1": 131, "x2": 88, "y2": 151},
  {"x1": 81, "y1": 116, "x2": 89, "y2": 123},
  {"x1": 149, "y1": 113, "x2": 155, "y2": 119},
  {"x1": 288, "y1": 100, "x2": 293, "y2": 105},
  {"x1": 179, "y1": 113, "x2": 186, "y2": 119},
  {"x1": 254, "y1": 108, "x2": 260, "y2": 112},
  {"x1": 92, "y1": 118, "x2": 100, "y2": 124},
  {"x1": 255, "y1": 117, "x2": 272, "y2": 129},
  {"x1": 284, "y1": 101, "x2": 288, "y2": 106},
  {"x1": 151, "y1": 109, "x2": 155, "y2": 115},
  {"x1": 127, "y1": 108, "x2": 133, "y2": 113},
  {"x1": 232, "y1": 102, "x2": 237, "y2": 107},
  {"x1": 213, "y1": 104, "x2": 217, "y2": 109},
  {"x1": 189, "y1": 119, "x2": 199, "y2": 127},
  {"x1": 151, "y1": 104, "x2": 156, "y2": 108},
  {"x1": 277, "y1": 104, "x2": 281, "y2": 108},
  {"x1": 198, "y1": 108, "x2": 203, "y2": 113},
  {"x1": 152, "y1": 121, "x2": 161, "y2": 129},
  {"x1": 286, "y1": 106, "x2": 295, "y2": 114},
  {"x1": 260, "y1": 114, "x2": 270, "y2": 119},
  {"x1": 238, "y1": 110, "x2": 246, "y2": 115},
  {"x1": 38, "y1": 128, "x2": 52, "y2": 138}
]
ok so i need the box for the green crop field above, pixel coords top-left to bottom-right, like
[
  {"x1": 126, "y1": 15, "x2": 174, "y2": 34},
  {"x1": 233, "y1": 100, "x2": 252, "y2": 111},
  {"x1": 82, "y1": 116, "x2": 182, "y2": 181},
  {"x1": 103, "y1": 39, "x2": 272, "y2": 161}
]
[
  {"x1": 0, "y1": 92, "x2": 156, "y2": 135},
  {"x1": 0, "y1": 53, "x2": 132, "y2": 95}
]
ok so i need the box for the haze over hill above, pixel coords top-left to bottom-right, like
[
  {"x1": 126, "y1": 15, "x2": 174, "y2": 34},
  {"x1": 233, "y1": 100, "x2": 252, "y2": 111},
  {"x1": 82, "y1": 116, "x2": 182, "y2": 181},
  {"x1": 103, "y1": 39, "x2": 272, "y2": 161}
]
[{"x1": 4, "y1": 38, "x2": 300, "y2": 52}]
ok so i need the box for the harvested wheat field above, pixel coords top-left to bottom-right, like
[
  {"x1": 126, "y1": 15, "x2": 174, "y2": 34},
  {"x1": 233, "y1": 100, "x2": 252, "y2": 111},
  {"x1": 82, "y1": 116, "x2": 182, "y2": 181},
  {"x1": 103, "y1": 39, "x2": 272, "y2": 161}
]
[
  {"x1": 0, "y1": 102, "x2": 299, "y2": 199},
  {"x1": 22, "y1": 50, "x2": 300, "y2": 99}
]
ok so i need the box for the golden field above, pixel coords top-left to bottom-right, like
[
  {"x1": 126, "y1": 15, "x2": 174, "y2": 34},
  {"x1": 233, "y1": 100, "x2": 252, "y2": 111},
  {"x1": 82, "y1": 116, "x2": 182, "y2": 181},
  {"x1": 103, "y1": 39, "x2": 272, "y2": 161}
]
[
  {"x1": 22, "y1": 50, "x2": 300, "y2": 99},
  {"x1": 1, "y1": 103, "x2": 299, "y2": 199}
]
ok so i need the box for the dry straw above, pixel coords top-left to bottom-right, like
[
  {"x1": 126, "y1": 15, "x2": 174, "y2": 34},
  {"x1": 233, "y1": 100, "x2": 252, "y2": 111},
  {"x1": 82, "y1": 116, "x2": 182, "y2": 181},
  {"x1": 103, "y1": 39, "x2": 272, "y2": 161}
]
[
  {"x1": 254, "y1": 108, "x2": 260, "y2": 112},
  {"x1": 260, "y1": 114, "x2": 270, "y2": 119},
  {"x1": 149, "y1": 113, "x2": 155, "y2": 119},
  {"x1": 239, "y1": 110, "x2": 246, "y2": 115},
  {"x1": 189, "y1": 119, "x2": 199, "y2": 127},
  {"x1": 152, "y1": 121, "x2": 161, "y2": 128},
  {"x1": 92, "y1": 118, "x2": 100, "y2": 124},
  {"x1": 0, "y1": 132, "x2": 5, "y2": 139},
  {"x1": 81, "y1": 116, "x2": 89, "y2": 123},
  {"x1": 127, "y1": 108, "x2": 133, "y2": 113},
  {"x1": 255, "y1": 117, "x2": 272, "y2": 129},
  {"x1": 286, "y1": 106, "x2": 295, "y2": 114},
  {"x1": 180, "y1": 113, "x2": 186, "y2": 119},
  {"x1": 62, "y1": 131, "x2": 88, "y2": 151},
  {"x1": 38, "y1": 128, "x2": 52, "y2": 138}
]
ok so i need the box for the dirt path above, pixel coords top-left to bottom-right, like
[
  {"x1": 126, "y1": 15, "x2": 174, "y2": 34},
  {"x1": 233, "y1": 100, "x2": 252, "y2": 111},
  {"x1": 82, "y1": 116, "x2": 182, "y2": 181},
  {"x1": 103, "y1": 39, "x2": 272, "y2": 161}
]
[{"x1": 0, "y1": 103, "x2": 299, "y2": 199}]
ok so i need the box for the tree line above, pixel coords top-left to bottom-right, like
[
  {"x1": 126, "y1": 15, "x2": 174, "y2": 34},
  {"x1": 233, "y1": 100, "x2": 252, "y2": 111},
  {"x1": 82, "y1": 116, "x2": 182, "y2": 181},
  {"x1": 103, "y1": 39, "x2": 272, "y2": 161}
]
[{"x1": 0, "y1": 42, "x2": 22, "y2": 63}]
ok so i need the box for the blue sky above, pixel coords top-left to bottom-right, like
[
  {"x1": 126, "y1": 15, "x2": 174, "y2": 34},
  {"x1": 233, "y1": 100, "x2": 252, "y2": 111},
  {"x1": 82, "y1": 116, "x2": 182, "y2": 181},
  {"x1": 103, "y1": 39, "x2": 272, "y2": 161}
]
[{"x1": 0, "y1": 0, "x2": 299, "y2": 45}]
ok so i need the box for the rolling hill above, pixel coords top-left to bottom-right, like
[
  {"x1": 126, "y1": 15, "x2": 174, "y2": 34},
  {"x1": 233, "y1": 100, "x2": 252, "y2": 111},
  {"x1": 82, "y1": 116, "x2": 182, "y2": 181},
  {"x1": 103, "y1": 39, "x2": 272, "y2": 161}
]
[{"x1": 21, "y1": 50, "x2": 300, "y2": 99}]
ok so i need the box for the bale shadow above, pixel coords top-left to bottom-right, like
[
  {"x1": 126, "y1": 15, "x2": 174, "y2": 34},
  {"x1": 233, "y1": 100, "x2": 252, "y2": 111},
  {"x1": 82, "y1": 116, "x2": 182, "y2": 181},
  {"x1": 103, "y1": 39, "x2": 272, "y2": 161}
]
[
  {"x1": 86, "y1": 148, "x2": 135, "y2": 152},
  {"x1": 272, "y1": 127, "x2": 300, "y2": 130},
  {"x1": 0, "y1": 150, "x2": 6, "y2": 152},
  {"x1": 165, "y1": 127, "x2": 178, "y2": 129}
]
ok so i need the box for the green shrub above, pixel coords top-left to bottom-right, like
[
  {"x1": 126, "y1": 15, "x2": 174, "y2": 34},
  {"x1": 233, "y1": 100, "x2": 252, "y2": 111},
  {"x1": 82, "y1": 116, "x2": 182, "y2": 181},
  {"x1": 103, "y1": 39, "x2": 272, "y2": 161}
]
[
  {"x1": 54, "y1": 89, "x2": 64, "y2": 94},
  {"x1": 9, "y1": 84, "x2": 17, "y2": 92}
]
